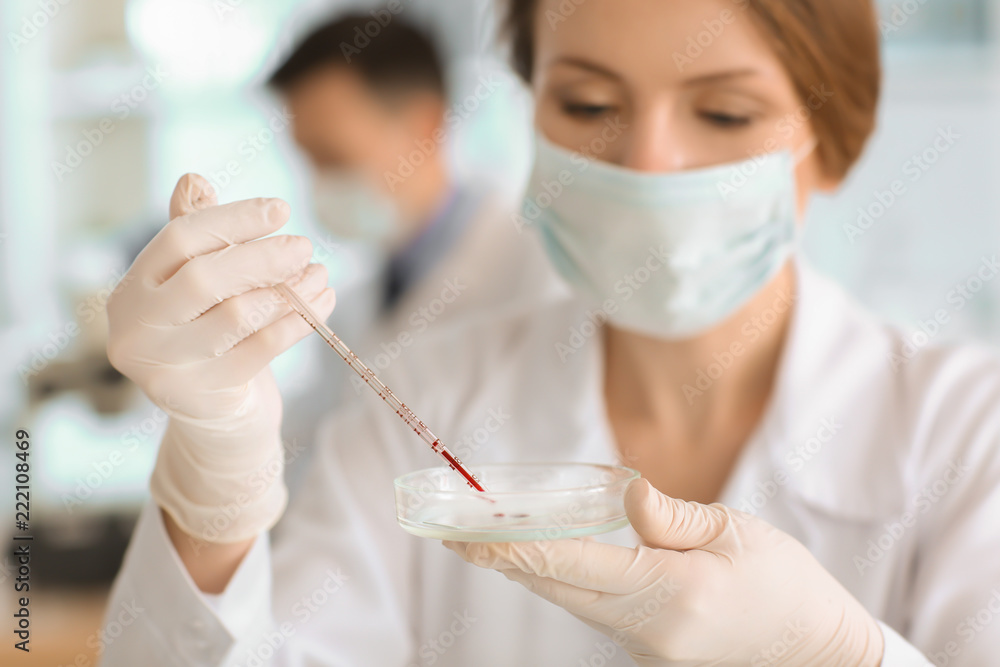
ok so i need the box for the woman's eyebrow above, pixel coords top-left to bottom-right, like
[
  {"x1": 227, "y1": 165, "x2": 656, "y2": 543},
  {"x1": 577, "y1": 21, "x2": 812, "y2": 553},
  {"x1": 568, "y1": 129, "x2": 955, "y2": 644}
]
[
  {"x1": 682, "y1": 69, "x2": 764, "y2": 86},
  {"x1": 549, "y1": 56, "x2": 624, "y2": 82},
  {"x1": 549, "y1": 60, "x2": 767, "y2": 88}
]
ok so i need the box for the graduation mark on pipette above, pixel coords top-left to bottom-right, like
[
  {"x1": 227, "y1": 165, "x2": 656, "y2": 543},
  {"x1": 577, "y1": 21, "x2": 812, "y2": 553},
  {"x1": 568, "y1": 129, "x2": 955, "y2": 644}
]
[{"x1": 274, "y1": 282, "x2": 488, "y2": 492}]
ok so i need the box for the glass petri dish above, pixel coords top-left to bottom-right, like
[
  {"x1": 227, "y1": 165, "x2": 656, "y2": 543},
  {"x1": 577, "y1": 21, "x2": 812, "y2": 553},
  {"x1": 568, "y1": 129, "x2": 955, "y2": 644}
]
[{"x1": 394, "y1": 463, "x2": 640, "y2": 542}]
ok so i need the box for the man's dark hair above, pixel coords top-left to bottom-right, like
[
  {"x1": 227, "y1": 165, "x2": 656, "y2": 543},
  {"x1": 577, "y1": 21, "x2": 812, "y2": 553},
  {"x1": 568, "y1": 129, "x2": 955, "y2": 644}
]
[{"x1": 269, "y1": 14, "x2": 446, "y2": 99}]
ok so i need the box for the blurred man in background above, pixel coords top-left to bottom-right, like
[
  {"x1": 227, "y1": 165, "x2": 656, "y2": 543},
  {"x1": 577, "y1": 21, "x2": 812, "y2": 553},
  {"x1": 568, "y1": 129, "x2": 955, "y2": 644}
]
[
  {"x1": 268, "y1": 14, "x2": 559, "y2": 484},
  {"x1": 271, "y1": 14, "x2": 555, "y2": 320},
  {"x1": 272, "y1": 16, "x2": 458, "y2": 312}
]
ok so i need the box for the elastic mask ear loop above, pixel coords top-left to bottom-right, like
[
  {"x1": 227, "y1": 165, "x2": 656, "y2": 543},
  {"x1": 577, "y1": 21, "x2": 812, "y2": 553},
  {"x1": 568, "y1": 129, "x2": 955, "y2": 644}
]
[
  {"x1": 789, "y1": 135, "x2": 820, "y2": 232},
  {"x1": 792, "y1": 136, "x2": 820, "y2": 166}
]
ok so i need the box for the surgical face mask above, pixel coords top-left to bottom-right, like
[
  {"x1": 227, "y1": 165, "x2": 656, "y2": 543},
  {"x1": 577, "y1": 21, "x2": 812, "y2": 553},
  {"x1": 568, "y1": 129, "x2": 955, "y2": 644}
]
[
  {"x1": 522, "y1": 132, "x2": 809, "y2": 340},
  {"x1": 312, "y1": 170, "x2": 401, "y2": 246}
]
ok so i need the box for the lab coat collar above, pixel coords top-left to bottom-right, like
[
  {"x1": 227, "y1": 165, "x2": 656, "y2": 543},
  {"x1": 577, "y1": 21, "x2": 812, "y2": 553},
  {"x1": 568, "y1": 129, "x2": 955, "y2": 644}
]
[
  {"x1": 382, "y1": 184, "x2": 475, "y2": 310},
  {"x1": 753, "y1": 256, "x2": 908, "y2": 521}
]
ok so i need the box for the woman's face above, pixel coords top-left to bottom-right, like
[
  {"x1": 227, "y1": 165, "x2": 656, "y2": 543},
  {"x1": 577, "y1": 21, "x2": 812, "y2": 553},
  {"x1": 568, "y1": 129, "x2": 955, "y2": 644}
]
[{"x1": 532, "y1": 0, "x2": 839, "y2": 210}]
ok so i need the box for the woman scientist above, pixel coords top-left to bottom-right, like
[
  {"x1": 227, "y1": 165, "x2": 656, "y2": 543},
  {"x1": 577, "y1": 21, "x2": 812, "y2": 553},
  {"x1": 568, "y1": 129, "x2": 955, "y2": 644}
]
[{"x1": 104, "y1": 0, "x2": 999, "y2": 665}]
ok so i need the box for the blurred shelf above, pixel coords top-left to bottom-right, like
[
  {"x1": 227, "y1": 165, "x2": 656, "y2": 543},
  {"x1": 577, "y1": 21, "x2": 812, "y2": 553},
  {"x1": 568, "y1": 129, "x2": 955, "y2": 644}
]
[
  {"x1": 883, "y1": 43, "x2": 1000, "y2": 100},
  {"x1": 876, "y1": 0, "x2": 993, "y2": 44},
  {"x1": 50, "y1": 59, "x2": 160, "y2": 121}
]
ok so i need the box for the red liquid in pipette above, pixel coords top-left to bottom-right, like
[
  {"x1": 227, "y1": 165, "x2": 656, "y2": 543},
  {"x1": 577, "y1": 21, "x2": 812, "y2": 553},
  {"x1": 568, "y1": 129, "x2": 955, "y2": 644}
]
[{"x1": 439, "y1": 445, "x2": 486, "y2": 492}]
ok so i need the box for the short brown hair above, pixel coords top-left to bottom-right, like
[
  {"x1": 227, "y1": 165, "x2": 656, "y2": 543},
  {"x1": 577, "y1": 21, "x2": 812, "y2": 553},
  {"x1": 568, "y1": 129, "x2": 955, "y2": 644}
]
[
  {"x1": 504, "y1": 0, "x2": 882, "y2": 180},
  {"x1": 270, "y1": 14, "x2": 446, "y2": 99}
]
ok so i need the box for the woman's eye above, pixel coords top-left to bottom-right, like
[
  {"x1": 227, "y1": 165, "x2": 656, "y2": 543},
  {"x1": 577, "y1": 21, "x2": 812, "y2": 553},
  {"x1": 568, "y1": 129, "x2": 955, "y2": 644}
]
[
  {"x1": 561, "y1": 102, "x2": 616, "y2": 119},
  {"x1": 699, "y1": 111, "x2": 753, "y2": 128}
]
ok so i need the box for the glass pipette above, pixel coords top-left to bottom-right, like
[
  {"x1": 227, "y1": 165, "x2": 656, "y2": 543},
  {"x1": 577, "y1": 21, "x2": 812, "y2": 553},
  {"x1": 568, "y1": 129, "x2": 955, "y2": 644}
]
[{"x1": 274, "y1": 282, "x2": 488, "y2": 492}]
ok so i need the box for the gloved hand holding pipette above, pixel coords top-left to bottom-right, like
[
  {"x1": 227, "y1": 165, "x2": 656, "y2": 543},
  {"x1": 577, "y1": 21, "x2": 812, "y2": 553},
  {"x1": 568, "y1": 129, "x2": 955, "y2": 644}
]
[
  {"x1": 106, "y1": 174, "x2": 337, "y2": 545},
  {"x1": 446, "y1": 478, "x2": 886, "y2": 667}
]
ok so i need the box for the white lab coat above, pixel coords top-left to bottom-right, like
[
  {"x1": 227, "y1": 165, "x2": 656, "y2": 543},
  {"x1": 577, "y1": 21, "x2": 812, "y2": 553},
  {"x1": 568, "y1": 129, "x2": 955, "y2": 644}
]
[{"x1": 103, "y1": 257, "x2": 1000, "y2": 666}]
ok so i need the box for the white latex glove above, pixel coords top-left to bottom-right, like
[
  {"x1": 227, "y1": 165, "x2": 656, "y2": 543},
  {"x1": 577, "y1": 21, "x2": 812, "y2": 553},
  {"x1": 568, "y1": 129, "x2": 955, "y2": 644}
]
[
  {"x1": 445, "y1": 478, "x2": 885, "y2": 666},
  {"x1": 107, "y1": 174, "x2": 336, "y2": 543}
]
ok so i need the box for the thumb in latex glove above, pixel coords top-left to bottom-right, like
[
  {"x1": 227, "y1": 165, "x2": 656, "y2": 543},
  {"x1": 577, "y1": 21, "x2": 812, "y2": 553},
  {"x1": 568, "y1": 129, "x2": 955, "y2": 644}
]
[
  {"x1": 445, "y1": 478, "x2": 884, "y2": 666},
  {"x1": 107, "y1": 174, "x2": 336, "y2": 543}
]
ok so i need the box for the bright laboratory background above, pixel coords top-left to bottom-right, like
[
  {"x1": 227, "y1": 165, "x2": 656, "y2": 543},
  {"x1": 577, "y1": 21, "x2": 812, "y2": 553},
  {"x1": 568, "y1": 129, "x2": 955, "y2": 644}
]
[{"x1": 0, "y1": 0, "x2": 999, "y2": 664}]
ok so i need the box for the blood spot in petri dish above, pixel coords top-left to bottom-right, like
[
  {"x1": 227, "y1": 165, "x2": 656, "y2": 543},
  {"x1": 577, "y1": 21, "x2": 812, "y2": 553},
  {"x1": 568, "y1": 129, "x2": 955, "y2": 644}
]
[
  {"x1": 512, "y1": 513, "x2": 529, "y2": 518},
  {"x1": 493, "y1": 513, "x2": 505, "y2": 518}
]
